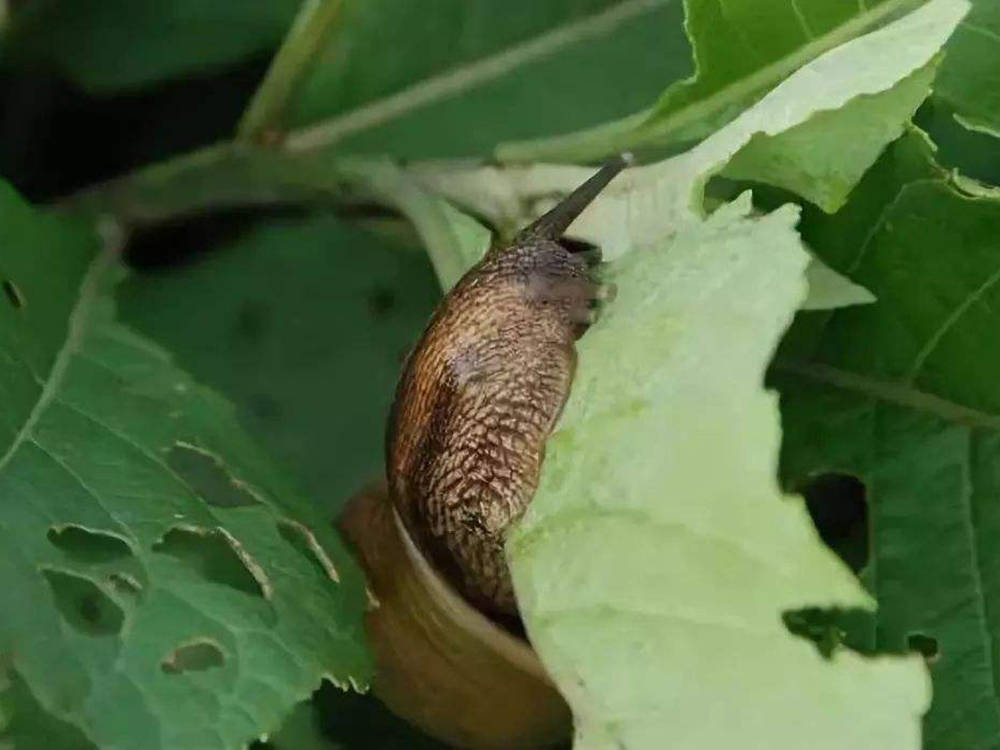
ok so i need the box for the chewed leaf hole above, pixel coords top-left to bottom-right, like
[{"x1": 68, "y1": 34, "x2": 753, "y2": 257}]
[
  {"x1": 907, "y1": 633, "x2": 940, "y2": 662},
  {"x1": 277, "y1": 520, "x2": 340, "y2": 583},
  {"x1": 154, "y1": 526, "x2": 270, "y2": 599},
  {"x1": 2, "y1": 279, "x2": 25, "y2": 309},
  {"x1": 798, "y1": 472, "x2": 868, "y2": 574},
  {"x1": 161, "y1": 639, "x2": 225, "y2": 674},
  {"x1": 42, "y1": 570, "x2": 123, "y2": 637},
  {"x1": 783, "y1": 607, "x2": 875, "y2": 659},
  {"x1": 108, "y1": 572, "x2": 142, "y2": 597},
  {"x1": 47, "y1": 525, "x2": 133, "y2": 564},
  {"x1": 168, "y1": 442, "x2": 262, "y2": 508}
]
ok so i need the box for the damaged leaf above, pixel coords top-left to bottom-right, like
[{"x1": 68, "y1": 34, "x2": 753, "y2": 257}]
[
  {"x1": 774, "y1": 130, "x2": 1000, "y2": 750},
  {"x1": 0, "y1": 183, "x2": 370, "y2": 750},
  {"x1": 501, "y1": 3, "x2": 969, "y2": 747}
]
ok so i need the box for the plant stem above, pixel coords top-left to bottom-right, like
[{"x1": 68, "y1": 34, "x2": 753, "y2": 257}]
[
  {"x1": 57, "y1": 0, "x2": 918, "y2": 225},
  {"x1": 60, "y1": 142, "x2": 353, "y2": 224},
  {"x1": 236, "y1": 0, "x2": 344, "y2": 144}
]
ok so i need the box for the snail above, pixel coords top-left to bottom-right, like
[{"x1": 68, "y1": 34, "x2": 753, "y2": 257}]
[{"x1": 339, "y1": 157, "x2": 628, "y2": 748}]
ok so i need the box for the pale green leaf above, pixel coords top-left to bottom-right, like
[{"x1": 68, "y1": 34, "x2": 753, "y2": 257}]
[
  {"x1": 494, "y1": 4, "x2": 970, "y2": 746},
  {"x1": 721, "y1": 55, "x2": 940, "y2": 212},
  {"x1": 508, "y1": 191, "x2": 928, "y2": 749},
  {"x1": 802, "y1": 257, "x2": 876, "y2": 311}
]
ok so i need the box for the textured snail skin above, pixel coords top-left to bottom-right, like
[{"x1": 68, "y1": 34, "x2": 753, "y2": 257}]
[{"x1": 386, "y1": 158, "x2": 627, "y2": 619}]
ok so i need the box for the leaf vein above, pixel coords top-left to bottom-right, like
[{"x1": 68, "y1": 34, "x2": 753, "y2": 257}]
[
  {"x1": 0, "y1": 242, "x2": 112, "y2": 476},
  {"x1": 906, "y1": 260, "x2": 1000, "y2": 382},
  {"x1": 961, "y1": 430, "x2": 1000, "y2": 728},
  {"x1": 775, "y1": 360, "x2": 1000, "y2": 430}
]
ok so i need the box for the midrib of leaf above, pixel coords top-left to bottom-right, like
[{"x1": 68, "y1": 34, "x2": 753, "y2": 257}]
[
  {"x1": 774, "y1": 360, "x2": 1000, "y2": 429},
  {"x1": 0, "y1": 235, "x2": 112, "y2": 476},
  {"x1": 497, "y1": 0, "x2": 924, "y2": 162},
  {"x1": 284, "y1": 0, "x2": 668, "y2": 152}
]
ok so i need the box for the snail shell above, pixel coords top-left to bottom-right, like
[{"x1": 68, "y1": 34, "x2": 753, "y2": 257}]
[{"x1": 339, "y1": 484, "x2": 572, "y2": 749}]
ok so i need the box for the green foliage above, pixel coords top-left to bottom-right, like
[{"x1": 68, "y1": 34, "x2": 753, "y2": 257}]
[
  {"x1": 496, "y1": 0, "x2": 927, "y2": 161},
  {"x1": 775, "y1": 130, "x2": 1000, "y2": 750},
  {"x1": 0, "y1": 187, "x2": 370, "y2": 749},
  {"x1": 499, "y1": 4, "x2": 963, "y2": 746},
  {"x1": 118, "y1": 213, "x2": 440, "y2": 514},
  {"x1": 289, "y1": 0, "x2": 628, "y2": 126},
  {"x1": 934, "y1": 0, "x2": 1000, "y2": 137},
  {"x1": 510, "y1": 190, "x2": 929, "y2": 748},
  {"x1": 721, "y1": 56, "x2": 940, "y2": 212},
  {"x1": 286, "y1": 0, "x2": 691, "y2": 159},
  {"x1": 2, "y1": 0, "x2": 300, "y2": 91}
]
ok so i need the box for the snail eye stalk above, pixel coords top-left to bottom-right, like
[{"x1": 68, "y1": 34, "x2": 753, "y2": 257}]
[{"x1": 517, "y1": 153, "x2": 632, "y2": 242}]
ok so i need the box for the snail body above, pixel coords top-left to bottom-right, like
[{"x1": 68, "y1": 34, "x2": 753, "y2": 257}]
[
  {"x1": 387, "y1": 158, "x2": 627, "y2": 619},
  {"x1": 339, "y1": 158, "x2": 627, "y2": 748}
]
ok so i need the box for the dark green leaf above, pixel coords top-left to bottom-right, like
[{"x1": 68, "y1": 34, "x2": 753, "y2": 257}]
[
  {"x1": 934, "y1": 0, "x2": 1000, "y2": 137},
  {"x1": 285, "y1": 0, "x2": 691, "y2": 159},
  {"x1": 0, "y1": 184, "x2": 370, "y2": 749},
  {"x1": 118, "y1": 212, "x2": 440, "y2": 513},
  {"x1": 3, "y1": 0, "x2": 299, "y2": 91},
  {"x1": 775, "y1": 130, "x2": 1000, "y2": 749}
]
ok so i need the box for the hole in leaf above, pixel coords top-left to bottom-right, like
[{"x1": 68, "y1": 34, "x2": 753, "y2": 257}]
[
  {"x1": 107, "y1": 572, "x2": 142, "y2": 597},
  {"x1": 782, "y1": 607, "x2": 876, "y2": 659},
  {"x1": 2, "y1": 280, "x2": 24, "y2": 309},
  {"x1": 168, "y1": 442, "x2": 261, "y2": 508},
  {"x1": 798, "y1": 472, "x2": 868, "y2": 573},
  {"x1": 47, "y1": 525, "x2": 133, "y2": 564},
  {"x1": 161, "y1": 639, "x2": 225, "y2": 674},
  {"x1": 277, "y1": 520, "x2": 340, "y2": 583},
  {"x1": 907, "y1": 633, "x2": 940, "y2": 663},
  {"x1": 42, "y1": 570, "x2": 123, "y2": 637},
  {"x1": 153, "y1": 526, "x2": 270, "y2": 599}
]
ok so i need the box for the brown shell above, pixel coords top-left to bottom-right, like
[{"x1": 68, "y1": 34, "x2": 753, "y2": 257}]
[{"x1": 339, "y1": 484, "x2": 572, "y2": 749}]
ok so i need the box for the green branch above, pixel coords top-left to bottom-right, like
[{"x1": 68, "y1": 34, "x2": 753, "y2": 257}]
[{"x1": 236, "y1": 0, "x2": 344, "y2": 144}]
